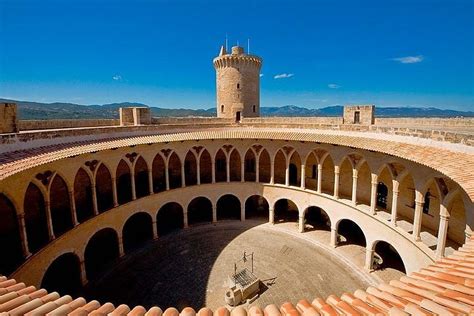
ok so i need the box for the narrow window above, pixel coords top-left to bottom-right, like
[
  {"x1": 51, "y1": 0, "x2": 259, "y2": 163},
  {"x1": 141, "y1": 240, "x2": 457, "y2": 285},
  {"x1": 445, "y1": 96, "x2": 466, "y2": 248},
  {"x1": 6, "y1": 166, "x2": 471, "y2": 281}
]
[
  {"x1": 312, "y1": 165, "x2": 317, "y2": 179},
  {"x1": 253, "y1": 105, "x2": 256, "y2": 113},
  {"x1": 237, "y1": 83, "x2": 240, "y2": 89},
  {"x1": 221, "y1": 105, "x2": 224, "y2": 113}
]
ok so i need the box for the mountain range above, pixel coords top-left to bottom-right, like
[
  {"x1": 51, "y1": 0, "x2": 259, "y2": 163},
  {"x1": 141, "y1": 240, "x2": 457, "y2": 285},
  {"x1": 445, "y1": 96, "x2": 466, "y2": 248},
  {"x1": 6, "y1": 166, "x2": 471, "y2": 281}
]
[{"x1": 1, "y1": 98, "x2": 473, "y2": 120}]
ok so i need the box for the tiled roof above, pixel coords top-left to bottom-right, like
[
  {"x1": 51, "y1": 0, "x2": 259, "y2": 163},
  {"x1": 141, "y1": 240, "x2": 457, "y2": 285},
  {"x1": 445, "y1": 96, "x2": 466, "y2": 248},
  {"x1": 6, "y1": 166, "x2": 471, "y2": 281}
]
[
  {"x1": 0, "y1": 128, "x2": 473, "y2": 201},
  {"x1": 1, "y1": 235, "x2": 474, "y2": 315}
]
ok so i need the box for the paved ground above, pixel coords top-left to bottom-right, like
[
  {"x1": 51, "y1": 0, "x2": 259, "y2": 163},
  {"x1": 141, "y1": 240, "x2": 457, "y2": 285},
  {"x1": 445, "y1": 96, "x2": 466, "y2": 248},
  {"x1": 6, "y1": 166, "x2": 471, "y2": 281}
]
[{"x1": 83, "y1": 220, "x2": 376, "y2": 311}]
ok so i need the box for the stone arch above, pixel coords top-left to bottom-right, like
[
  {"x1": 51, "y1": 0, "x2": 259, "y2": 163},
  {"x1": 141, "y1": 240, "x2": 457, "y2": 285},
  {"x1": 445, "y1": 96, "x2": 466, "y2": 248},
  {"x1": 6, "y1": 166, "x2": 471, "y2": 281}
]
[
  {"x1": 258, "y1": 149, "x2": 271, "y2": 183},
  {"x1": 229, "y1": 149, "x2": 241, "y2": 182},
  {"x1": 304, "y1": 206, "x2": 331, "y2": 232},
  {"x1": 244, "y1": 149, "x2": 257, "y2": 182},
  {"x1": 84, "y1": 228, "x2": 120, "y2": 280},
  {"x1": 274, "y1": 198, "x2": 299, "y2": 223},
  {"x1": 187, "y1": 196, "x2": 213, "y2": 225},
  {"x1": 304, "y1": 151, "x2": 318, "y2": 191},
  {"x1": 336, "y1": 219, "x2": 366, "y2": 247},
  {"x1": 122, "y1": 212, "x2": 153, "y2": 253},
  {"x1": 95, "y1": 163, "x2": 114, "y2": 213},
  {"x1": 116, "y1": 159, "x2": 132, "y2": 204},
  {"x1": 199, "y1": 149, "x2": 212, "y2": 184},
  {"x1": 74, "y1": 167, "x2": 94, "y2": 223},
  {"x1": 24, "y1": 182, "x2": 49, "y2": 253},
  {"x1": 152, "y1": 153, "x2": 166, "y2": 193},
  {"x1": 376, "y1": 165, "x2": 393, "y2": 212},
  {"x1": 289, "y1": 150, "x2": 301, "y2": 186},
  {"x1": 245, "y1": 195, "x2": 269, "y2": 219},
  {"x1": 273, "y1": 149, "x2": 286, "y2": 184},
  {"x1": 338, "y1": 157, "x2": 353, "y2": 200},
  {"x1": 157, "y1": 202, "x2": 184, "y2": 235},
  {"x1": 356, "y1": 161, "x2": 372, "y2": 206},
  {"x1": 41, "y1": 252, "x2": 82, "y2": 296},
  {"x1": 184, "y1": 151, "x2": 198, "y2": 186},
  {"x1": 215, "y1": 149, "x2": 227, "y2": 182},
  {"x1": 0, "y1": 193, "x2": 23, "y2": 275},
  {"x1": 134, "y1": 156, "x2": 150, "y2": 199},
  {"x1": 397, "y1": 172, "x2": 416, "y2": 231},
  {"x1": 371, "y1": 240, "x2": 406, "y2": 274},
  {"x1": 217, "y1": 194, "x2": 241, "y2": 221},
  {"x1": 320, "y1": 154, "x2": 335, "y2": 195},
  {"x1": 444, "y1": 190, "x2": 467, "y2": 246},
  {"x1": 168, "y1": 152, "x2": 182, "y2": 189},
  {"x1": 50, "y1": 174, "x2": 73, "y2": 237}
]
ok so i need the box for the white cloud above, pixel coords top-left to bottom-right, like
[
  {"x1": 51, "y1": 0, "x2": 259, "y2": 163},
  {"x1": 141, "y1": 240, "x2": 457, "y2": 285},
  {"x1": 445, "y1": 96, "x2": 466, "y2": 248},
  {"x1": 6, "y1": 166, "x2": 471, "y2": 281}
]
[
  {"x1": 112, "y1": 74, "x2": 123, "y2": 81},
  {"x1": 274, "y1": 73, "x2": 294, "y2": 79},
  {"x1": 328, "y1": 83, "x2": 341, "y2": 89},
  {"x1": 259, "y1": 74, "x2": 264, "y2": 77},
  {"x1": 392, "y1": 55, "x2": 424, "y2": 64}
]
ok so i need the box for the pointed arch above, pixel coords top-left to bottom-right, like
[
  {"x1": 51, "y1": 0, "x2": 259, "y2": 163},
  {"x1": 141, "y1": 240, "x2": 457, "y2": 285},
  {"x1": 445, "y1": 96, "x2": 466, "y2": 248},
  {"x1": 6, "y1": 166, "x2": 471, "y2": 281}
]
[
  {"x1": 184, "y1": 151, "x2": 198, "y2": 186},
  {"x1": 338, "y1": 157, "x2": 353, "y2": 200},
  {"x1": 397, "y1": 172, "x2": 416, "y2": 232},
  {"x1": 74, "y1": 168, "x2": 94, "y2": 223},
  {"x1": 134, "y1": 156, "x2": 150, "y2": 198},
  {"x1": 50, "y1": 174, "x2": 73, "y2": 237},
  {"x1": 304, "y1": 152, "x2": 318, "y2": 191},
  {"x1": 273, "y1": 149, "x2": 286, "y2": 184},
  {"x1": 377, "y1": 166, "x2": 393, "y2": 212},
  {"x1": 215, "y1": 149, "x2": 226, "y2": 182},
  {"x1": 289, "y1": 151, "x2": 301, "y2": 186},
  {"x1": 116, "y1": 159, "x2": 132, "y2": 204},
  {"x1": 152, "y1": 154, "x2": 166, "y2": 193},
  {"x1": 356, "y1": 161, "x2": 372, "y2": 206},
  {"x1": 229, "y1": 149, "x2": 241, "y2": 181},
  {"x1": 168, "y1": 152, "x2": 182, "y2": 189},
  {"x1": 0, "y1": 193, "x2": 23, "y2": 275},
  {"x1": 258, "y1": 149, "x2": 271, "y2": 183},
  {"x1": 95, "y1": 163, "x2": 114, "y2": 213},
  {"x1": 244, "y1": 149, "x2": 256, "y2": 182},
  {"x1": 199, "y1": 150, "x2": 212, "y2": 184},
  {"x1": 321, "y1": 155, "x2": 335, "y2": 195},
  {"x1": 24, "y1": 183, "x2": 49, "y2": 253}
]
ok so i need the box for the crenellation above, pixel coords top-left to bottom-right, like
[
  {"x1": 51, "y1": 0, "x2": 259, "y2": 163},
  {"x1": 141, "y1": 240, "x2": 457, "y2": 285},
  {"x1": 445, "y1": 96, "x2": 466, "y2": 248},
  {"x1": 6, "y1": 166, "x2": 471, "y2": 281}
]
[{"x1": 0, "y1": 103, "x2": 19, "y2": 133}]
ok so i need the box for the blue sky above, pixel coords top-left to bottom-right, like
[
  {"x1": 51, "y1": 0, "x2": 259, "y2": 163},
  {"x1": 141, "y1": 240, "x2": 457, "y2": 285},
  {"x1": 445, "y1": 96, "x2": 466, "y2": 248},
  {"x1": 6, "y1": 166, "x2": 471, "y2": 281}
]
[{"x1": 0, "y1": 0, "x2": 473, "y2": 110}]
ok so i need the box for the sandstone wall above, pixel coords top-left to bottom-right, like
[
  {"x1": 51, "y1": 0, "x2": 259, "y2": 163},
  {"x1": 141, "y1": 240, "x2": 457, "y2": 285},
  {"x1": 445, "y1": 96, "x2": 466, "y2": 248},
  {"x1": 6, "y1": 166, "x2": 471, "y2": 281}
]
[{"x1": 18, "y1": 119, "x2": 119, "y2": 130}]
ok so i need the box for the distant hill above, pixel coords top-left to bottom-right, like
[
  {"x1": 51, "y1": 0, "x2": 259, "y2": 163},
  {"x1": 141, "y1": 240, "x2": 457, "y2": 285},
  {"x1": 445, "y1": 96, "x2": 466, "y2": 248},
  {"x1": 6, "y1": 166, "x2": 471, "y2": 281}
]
[{"x1": 1, "y1": 98, "x2": 473, "y2": 120}]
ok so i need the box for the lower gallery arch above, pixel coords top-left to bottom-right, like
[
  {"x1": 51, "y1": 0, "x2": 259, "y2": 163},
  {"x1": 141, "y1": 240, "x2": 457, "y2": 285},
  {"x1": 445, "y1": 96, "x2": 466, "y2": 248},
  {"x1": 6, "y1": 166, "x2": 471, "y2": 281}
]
[
  {"x1": 122, "y1": 212, "x2": 153, "y2": 253},
  {"x1": 0, "y1": 193, "x2": 23, "y2": 275},
  {"x1": 41, "y1": 252, "x2": 82, "y2": 297},
  {"x1": 336, "y1": 219, "x2": 367, "y2": 247},
  {"x1": 245, "y1": 195, "x2": 269, "y2": 219},
  {"x1": 274, "y1": 199, "x2": 299, "y2": 223},
  {"x1": 85, "y1": 228, "x2": 120, "y2": 280},
  {"x1": 304, "y1": 206, "x2": 331, "y2": 232},
  {"x1": 156, "y1": 202, "x2": 184, "y2": 235},
  {"x1": 372, "y1": 240, "x2": 406, "y2": 273},
  {"x1": 24, "y1": 183, "x2": 49, "y2": 253},
  {"x1": 187, "y1": 197, "x2": 213, "y2": 225},
  {"x1": 49, "y1": 174, "x2": 73, "y2": 237},
  {"x1": 74, "y1": 168, "x2": 94, "y2": 223},
  {"x1": 95, "y1": 164, "x2": 114, "y2": 213},
  {"x1": 216, "y1": 194, "x2": 241, "y2": 221}
]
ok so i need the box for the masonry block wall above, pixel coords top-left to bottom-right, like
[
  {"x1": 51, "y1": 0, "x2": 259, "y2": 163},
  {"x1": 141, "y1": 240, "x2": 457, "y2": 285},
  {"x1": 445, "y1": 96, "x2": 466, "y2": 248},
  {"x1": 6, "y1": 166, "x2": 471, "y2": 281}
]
[
  {"x1": 343, "y1": 105, "x2": 375, "y2": 125},
  {"x1": 0, "y1": 103, "x2": 18, "y2": 134}
]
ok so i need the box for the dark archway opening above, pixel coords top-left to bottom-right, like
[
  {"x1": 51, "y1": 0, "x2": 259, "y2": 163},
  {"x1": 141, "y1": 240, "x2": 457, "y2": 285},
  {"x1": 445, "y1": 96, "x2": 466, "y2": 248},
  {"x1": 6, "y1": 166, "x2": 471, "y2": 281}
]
[
  {"x1": 289, "y1": 163, "x2": 298, "y2": 186},
  {"x1": 217, "y1": 194, "x2": 241, "y2": 221},
  {"x1": 41, "y1": 253, "x2": 82, "y2": 297},
  {"x1": 24, "y1": 183, "x2": 49, "y2": 253},
  {"x1": 273, "y1": 150, "x2": 286, "y2": 185},
  {"x1": 96, "y1": 164, "x2": 114, "y2": 213},
  {"x1": 188, "y1": 197, "x2": 213, "y2": 225},
  {"x1": 184, "y1": 152, "x2": 198, "y2": 186},
  {"x1": 245, "y1": 195, "x2": 269, "y2": 219},
  {"x1": 199, "y1": 150, "x2": 212, "y2": 184},
  {"x1": 337, "y1": 219, "x2": 366, "y2": 247},
  {"x1": 259, "y1": 149, "x2": 271, "y2": 183},
  {"x1": 157, "y1": 202, "x2": 184, "y2": 236},
  {"x1": 274, "y1": 199, "x2": 298, "y2": 223},
  {"x1": 168, "y1": 153, "x2": 182, "y2": 189},
  {"x1": 304, "y1": 206, "x2": 331, "y2": 231},
  {"x1": 152, "y1": 154, "x2": 166, "y2": 193},
  {"x1": 373, "y1": 241, "x2": 406, "y2": 273},
  {"x1": 85, "y1": 228, "x2": 120, "y2": 280},
  {"x1": 0, "y1": 194, "x2": 23, "y2": 275},
  {"x1": 74, "y1": 168, "x2": 94, "y2": 223},
  {"x1": 229, "y1": 149, "x2": 241, "y2": 182},
  {"x1": 377, "y1": 182, "x2": 388, "y2": 209},
  {"x1": 244, "y1": 150, "x2": 256, "y2": 182},
  {"x1": 123, "y1": 212, "x2": 153, "y2": 253},
  {"x1": 215, "y1": 149, "x2": 227, "y2": 182},
  {"x1": 134, "y1": 157, "x2": 150, "y2": 199},
  {"x1": 50, "y1": 175, "x2": 73, "y2": 237},
  {"x1": 116, "y1": 160, "x2": 132, "y2": 204}
]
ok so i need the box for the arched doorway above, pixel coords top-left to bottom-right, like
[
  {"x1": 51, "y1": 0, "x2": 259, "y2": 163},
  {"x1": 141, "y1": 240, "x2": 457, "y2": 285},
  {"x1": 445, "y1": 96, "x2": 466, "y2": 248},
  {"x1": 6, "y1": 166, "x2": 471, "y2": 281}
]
[
  {"x1": 122, "y1": 212, "x2": 153, "y2": 253},
  {"x1": 116, "y1": 160, "x2": 132, "y2": 204},
  {"x1": 373, "y1": 241, "x2": 406, "y2": 273},
  {"x1": 273, "y1": 150, "x2": 286, "y2": 184},
  {"x1": 229, "y1": 149, "x2": 241, "y2": 182},
  {"x1": 134, "y1": 156, "x2": 150, "y2": 199},
  {"x1": 187, "y1": 197, "x2": 213, "y2": 225},
  {"x1": 356, "y1": 161, "x2": 372, "y2": 206},
  {"x1": 321, "y1": 155, "x2": 335, "y2": 195},
  {"x1": 41, "y1": 253, "x2": 82, "y2": 297},
  {"x1": 84, "y1": 228, "x2": 120, "y2": 280},
  {"x1": 216, "y1": 194, "x2": 241, "y2": 221},
  {"x1": 245, "y1": 195, "x2": 269, "y2": 219},
  {"x1": 215, "y1": 149, "x2": 227, "y2": 182},
  {"x1": 304, "y1": 206, "x2": 331, "y2": 232},
  {"x1": 74, "y1": 168, "x2": 94, "y2": 223},
  {"x1": 289, "y1": 151, "x2": 301, "y2": 186},
  {"x1": 258, "y1": 149, "x2": 271, "y2": 183},
  {"x1": 157, "y1": 202, "x2": 184, "y2": 236},
  {"x1": 199, "y1": 150, "x2": 212, "y2": 184},
  {"x1": 274, "y1": 199, "x2": 299, "y2": 223},
  {"x1": 377, "y1": 182, "x2": 388, "y2": 209},
  {"x1": 50, "y1": 175, "x2": 73, "y2": 237},
  {"x1": 338, "y1": 158, "x2": 353, "y2": 200},
  {"x1": 304, "y1": 152, "x2": 318, "y2": 191},
  {"x1": 95, "y1": 164, "x2": 114, "y2": 213},
  {"x1": 336, "y1": 219, "x2": 366, "y2": 247},
  {"x1": 24, "y1": 183, "x2": 49, "y2": 253},
  {"x1": 0, "y1": 194, "x2": 23, "y2": 275},
  {"x1": 184, "y1": 151, "x2": 198, "y2": 186},
  {"x1": 244, "y1": 149, "x2": 257, "y2": 182},
  {"x1": 152, "y1": 154, "x2": 166, "y2": 193},
  {"x1": 168, "y1": 152, "x2": 182, "y2": 189}
]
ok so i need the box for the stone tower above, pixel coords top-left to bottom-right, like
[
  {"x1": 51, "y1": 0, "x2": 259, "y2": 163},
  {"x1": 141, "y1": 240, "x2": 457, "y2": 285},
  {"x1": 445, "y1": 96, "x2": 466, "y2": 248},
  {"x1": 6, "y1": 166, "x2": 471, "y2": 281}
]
[{"x1": 213, "y1": 45, "x2": 262, "y2": 121}]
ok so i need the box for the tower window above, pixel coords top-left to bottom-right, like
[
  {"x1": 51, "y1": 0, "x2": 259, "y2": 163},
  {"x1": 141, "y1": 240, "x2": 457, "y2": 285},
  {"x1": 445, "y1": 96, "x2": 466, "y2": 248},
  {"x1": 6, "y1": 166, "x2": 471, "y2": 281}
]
[
  {"x1": 237, "y1": 83, "x2": 240, "y2": 89},
  {"x1": 221, "y1": 105, "x2": 224, "y2": 113},
  {"x1": 253, "y1": 105, "x2": 256, "y2": 113}
]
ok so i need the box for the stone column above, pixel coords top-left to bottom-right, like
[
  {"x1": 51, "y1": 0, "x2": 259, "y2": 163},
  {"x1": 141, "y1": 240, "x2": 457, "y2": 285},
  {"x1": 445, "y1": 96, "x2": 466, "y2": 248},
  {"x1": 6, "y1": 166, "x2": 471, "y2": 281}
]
[
  {"x1": 351, "y1": 169, "x2": 358, "y2": 205},
  {"x1": 412, "y1": 191, "x2": 424, "y2": 241},
  {"x1": 226, "y1": 158, "x2": 230, "y2": 182},
  {"x1": 255, "y1": 155, "x2": 260, "y2": 183},
  {"x1": 91, "y1": 185, "x2": 99, "y2": 216},
  {"x1": 18, "y1": 213, "x2": 31, "y2": 258},
  {"x1": 364, "y1": 248, "x2": 375, "y2": 271},
  {"x1": 370, "y1": 174, "x2": 378, "y2": 215},
  {"x1": 298, "y1": 214, "x2": 305, "y2": 233},
  {"x1": 196, "y1": 159, "x2": 201, "y2": 185},
  {"x1": 181, "y1": 164, "x2": 186, "y2": 188},
  {"x1": 148, "y1": 169, "x2": 154, "y2": 194},
  {"x1": 317, "y1": 164, "x2": 322, "y2": 193},
  {"x1": 118, "y1": 236, "x2": 125, "y2": 257},
  {"x1": 211, "y1": 160, "x2": 216, "y2": 184},
  {"x1": 240, "y1": 202, "x2": 245, "y2": 221},
  {"x1": 269, "y1": 206, "x2": 275, "y2": 224},
  {"x1": 183, "y1": 211, "x2": 189, "y2": 228},
  {"x1": 270, "y1": 158, "x2": 275, "y2": 185},
  {"x1": 152, "y1": 220, "x2": 158, "y2": 239},
  {"x1": 69, "y1": 189, "x2": 79, "y2": 226},
  {"x1": 131, "y1": 171, "x2": 137, "y2": 201},
  {"x1": 330, "y1": 224, "x2": 338, "y2": 248},
  {"x1": 300, "y1": 164, "x2": 306, "y2": 189},
  {"x1": 436, "y1": 204, "x2": 449, "y2": 259},
  {"x1": 241, "y1": 160, "x2": 245, "y2": 182},
  {"x1": 333, "y1": 166, "x2": 340, "y2": 199},
  {"x1": 45, "y1": 199, "x2": 55, "y2": 241},
  {"x1": 212, "y1": 203, "x2": 217, "y2": 223},
  {"x1": 165, "y1": 161, "x2": 170, "y2": 190},
  {"x1": 111, "y1": 176, "x2": 118, "y2": 207},
  {"x1": 80, "y1": 259, "x2": 88, "y2": 285},
  {"x1": 390, "y1": 180, "x2": 400, "y2": 227},
  {"x1": 285, "y1": 162, "x2": 289, "y2": 186}
]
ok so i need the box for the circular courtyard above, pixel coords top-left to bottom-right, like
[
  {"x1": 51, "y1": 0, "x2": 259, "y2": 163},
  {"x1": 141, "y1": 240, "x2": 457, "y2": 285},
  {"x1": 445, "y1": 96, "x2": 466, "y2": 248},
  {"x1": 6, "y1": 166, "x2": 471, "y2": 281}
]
[{"x1": 82, "y1": 220, "x2": 375, "y2": 310}]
